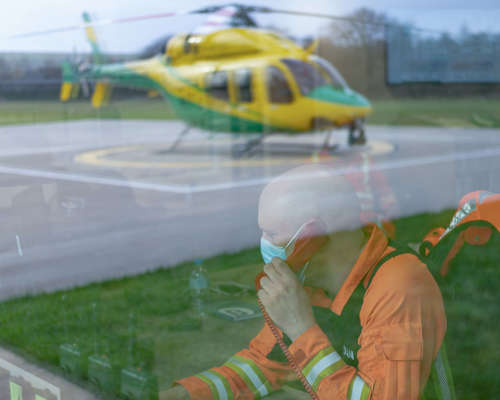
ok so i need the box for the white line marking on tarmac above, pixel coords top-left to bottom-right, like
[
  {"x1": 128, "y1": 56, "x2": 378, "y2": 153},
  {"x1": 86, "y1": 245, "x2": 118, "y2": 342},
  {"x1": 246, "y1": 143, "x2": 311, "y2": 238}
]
[
  {"x1": 0, "y1": 146, "x2": 499, "y2": 194},
  {"x1": 369, "y1": 129, "x2": 500, "y2": 144},
  {"x1": 0, "y1": 165, "x2": 194, "y2": 194},
  {"x1": 0, "y1": 145, "x2": 91, "y2": 157},
  {"x1": 15, "y1": 235, "x2": 23, "y2": 256}
]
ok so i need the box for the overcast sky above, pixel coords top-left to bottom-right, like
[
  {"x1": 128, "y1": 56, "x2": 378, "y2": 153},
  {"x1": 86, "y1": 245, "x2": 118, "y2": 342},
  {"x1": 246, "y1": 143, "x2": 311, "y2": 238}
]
[{"x1": 1, "y1": 0, "x2": 500, "y2": 54}]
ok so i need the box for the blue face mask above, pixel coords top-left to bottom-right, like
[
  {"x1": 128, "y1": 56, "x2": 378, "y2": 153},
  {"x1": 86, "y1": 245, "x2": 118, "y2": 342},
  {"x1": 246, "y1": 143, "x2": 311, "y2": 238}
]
[
  {"x1": 260, "y1": 235, "x2": 310, "y2": 284},
  {"x1": 260, "y1": 237, "x2": 287, "y2": 265},
  {"x1": 260, "y1": 222, "x2": 309, "y2": 264}
]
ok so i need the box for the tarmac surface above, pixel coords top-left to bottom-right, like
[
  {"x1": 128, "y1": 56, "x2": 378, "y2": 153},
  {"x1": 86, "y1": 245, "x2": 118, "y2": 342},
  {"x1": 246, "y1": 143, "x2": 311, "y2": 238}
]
[
  {"x1": 0, "y1": 119, "x2": 499, "y2": 300},
  {"x1": 0, "y1": 119, "x2": 499, "y2": 399}
]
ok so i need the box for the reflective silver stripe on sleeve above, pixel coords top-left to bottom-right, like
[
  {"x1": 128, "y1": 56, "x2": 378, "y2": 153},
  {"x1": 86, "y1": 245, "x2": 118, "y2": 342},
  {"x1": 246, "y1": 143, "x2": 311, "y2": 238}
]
[
  {"x1": 350, "y1": 375, "x2": 369, "y2": 400},
  {"x1": 305, "y1": 351, "x2": 342, "y2": 387},
  {"x1": 229, "y1": 358, "x2": 269, "y2": 397},
  {"x1": 200, "y1": 371, "x2": 229, "y2": 400}
]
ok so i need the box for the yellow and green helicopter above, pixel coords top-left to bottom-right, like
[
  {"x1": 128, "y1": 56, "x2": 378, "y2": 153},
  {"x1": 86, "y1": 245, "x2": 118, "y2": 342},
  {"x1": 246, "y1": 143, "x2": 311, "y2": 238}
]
[{"x1": 59, "y1": 5, "x2": 372, "y2": 153}]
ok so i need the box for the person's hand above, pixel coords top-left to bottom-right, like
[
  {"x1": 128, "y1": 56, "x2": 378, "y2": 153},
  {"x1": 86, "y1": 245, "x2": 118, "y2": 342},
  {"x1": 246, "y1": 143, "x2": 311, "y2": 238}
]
[
  {"x1": 159, "y1": 385, "x2": 190, "y2": 400},
  {"x1": 257, "y1": 258, "x2": 315, "y2": 342}
]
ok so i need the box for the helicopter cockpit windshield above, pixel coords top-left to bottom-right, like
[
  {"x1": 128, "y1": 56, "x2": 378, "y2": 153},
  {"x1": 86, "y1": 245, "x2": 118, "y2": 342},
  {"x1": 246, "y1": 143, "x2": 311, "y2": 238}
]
[
  {"x1": 281, "y1": 58, "x2": 327, "y2": 96},
  {"x1": 309, "y1": 55, "x2": 349, "y2": 91}
]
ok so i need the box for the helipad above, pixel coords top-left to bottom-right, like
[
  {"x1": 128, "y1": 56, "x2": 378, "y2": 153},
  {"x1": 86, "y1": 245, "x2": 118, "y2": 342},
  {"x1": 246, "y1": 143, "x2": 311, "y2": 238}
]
[{"x1": 74, "y1": 138, "x2": 395, "y2": 169}]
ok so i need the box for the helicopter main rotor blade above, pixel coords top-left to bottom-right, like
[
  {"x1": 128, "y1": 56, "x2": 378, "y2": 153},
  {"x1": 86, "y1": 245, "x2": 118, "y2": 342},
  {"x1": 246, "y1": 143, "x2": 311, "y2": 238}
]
[
  {"x1": 6, "y1": 3, "x2": 439, "y2": 39},
  {"x1": 258, "y1": 7, "x2": 441, "y2": 33},
  {"x1": 6, "y1": 4, "x2": 352, "y2": 40},
  {"x1": 7, "y1": 9, "x2": 194, "y2": 39}
]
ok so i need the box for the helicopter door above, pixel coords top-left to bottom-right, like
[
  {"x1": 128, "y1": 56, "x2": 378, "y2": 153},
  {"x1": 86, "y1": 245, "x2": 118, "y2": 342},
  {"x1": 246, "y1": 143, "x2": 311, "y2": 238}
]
[
  {"x1": 204, "y1": 69, "x2": 231, "y2": 131},
  {"x1": 230, "y1": 68, "x2": 256, "y2": 132},
  {"x1": 263, "y1": 65, "x2": 305, "y2": 132},
  {"x1": 233, "y1": 68, "x2": 253, "y2": 104}
]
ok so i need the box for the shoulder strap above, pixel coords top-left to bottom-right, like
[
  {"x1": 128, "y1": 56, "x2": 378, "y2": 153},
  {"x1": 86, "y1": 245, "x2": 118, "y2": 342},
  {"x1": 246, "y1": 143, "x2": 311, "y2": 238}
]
[{"x1": 365, "y1": 241, "x2": 421, "y2": 288}]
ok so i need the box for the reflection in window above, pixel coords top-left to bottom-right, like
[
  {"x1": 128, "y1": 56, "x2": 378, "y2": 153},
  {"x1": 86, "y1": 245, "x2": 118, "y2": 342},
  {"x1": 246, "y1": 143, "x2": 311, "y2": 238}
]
[
  {"x1": 206, "y1": 70, "x2": 229, "y2": 101},
  {"x1": 266, "y1": 66, "x2": 293, "y2": 104},
  {"x1": 234, "y1": 68, "x2": 253, "y2": 103},
  {"x1": 310, "y1": 55, "x2": 349, "y2": 90},
  {"x1": 281, "y1": 58, "x2": 327, "y2": 95}
]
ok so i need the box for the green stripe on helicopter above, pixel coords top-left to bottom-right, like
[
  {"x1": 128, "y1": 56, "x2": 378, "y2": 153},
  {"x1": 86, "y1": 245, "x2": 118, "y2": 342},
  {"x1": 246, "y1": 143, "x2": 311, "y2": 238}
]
[
  {"x1": 306, "y1": 85, "x2": 371, "y2": 107},
  {"x1": 87, "y1": 64, "x2": 289, "y2": 133}
]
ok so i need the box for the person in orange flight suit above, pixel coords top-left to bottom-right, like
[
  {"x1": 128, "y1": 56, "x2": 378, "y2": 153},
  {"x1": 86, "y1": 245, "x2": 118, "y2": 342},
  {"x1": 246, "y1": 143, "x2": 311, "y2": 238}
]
[{"x1": 162, "y1": 164, "x2": 446, "y2": 400}]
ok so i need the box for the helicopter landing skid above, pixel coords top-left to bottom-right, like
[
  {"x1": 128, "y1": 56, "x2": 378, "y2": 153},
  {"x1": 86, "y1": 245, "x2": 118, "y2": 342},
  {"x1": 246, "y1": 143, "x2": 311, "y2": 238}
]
[
  {"x1": 231, "y1": 134, "x2": 267, "y2": 158},
  {"x1": 348, "y1": 119, "x2": 366, "y2": 146},
  {"x1": 164, "y1": 125, "x2": 191, "y2": 153},
  {"x1": 321, "y1": 130, "x2": 339, "y2": 152}
]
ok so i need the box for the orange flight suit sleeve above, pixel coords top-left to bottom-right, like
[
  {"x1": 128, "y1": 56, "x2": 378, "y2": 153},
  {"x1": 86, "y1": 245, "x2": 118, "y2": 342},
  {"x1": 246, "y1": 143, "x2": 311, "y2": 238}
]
[
  {"x1": 287, "y1": 254, "x2": 446, "y2": 400},
  {"x1": 175, "y1": 323, "x2": 291, "y2": 399}
]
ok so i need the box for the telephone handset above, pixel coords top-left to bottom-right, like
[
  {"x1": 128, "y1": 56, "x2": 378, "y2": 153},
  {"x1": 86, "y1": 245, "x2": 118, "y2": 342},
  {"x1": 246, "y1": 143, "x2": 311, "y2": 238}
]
[
  {"x1": 255, "y1": 219, "x2": 329, "y2": 290},
  {"x1": 255, "y1": 219, "x2": 328, "y2": 400}
]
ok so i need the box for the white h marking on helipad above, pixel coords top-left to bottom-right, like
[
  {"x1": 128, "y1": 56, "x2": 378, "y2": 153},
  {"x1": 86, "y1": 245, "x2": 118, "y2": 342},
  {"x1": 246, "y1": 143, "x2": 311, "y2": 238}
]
[{"x1": 0, "y1": 146, "x2": 499, "y2": 194}]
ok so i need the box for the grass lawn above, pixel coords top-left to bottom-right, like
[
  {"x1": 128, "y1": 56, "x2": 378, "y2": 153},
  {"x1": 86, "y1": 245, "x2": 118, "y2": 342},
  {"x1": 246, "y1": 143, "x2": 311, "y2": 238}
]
[
  {"x1": 0, "y1": 98, "x2": 500, "y2": 128},
  {"x1": 0, "y1": 99, "x2": 175, "y2": 126},
  {"x1": 0, "y1": 208, "x2": 498, "y2": 398},
  {"x1": 368, "y1": 98, "x2": 500, "y2": 128}
]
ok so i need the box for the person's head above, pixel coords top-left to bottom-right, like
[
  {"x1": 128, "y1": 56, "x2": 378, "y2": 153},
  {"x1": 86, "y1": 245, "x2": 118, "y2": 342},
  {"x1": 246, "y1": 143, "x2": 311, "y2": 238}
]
[{"x1": 258, "y1": 164, "x2": 365, "y2": 294}]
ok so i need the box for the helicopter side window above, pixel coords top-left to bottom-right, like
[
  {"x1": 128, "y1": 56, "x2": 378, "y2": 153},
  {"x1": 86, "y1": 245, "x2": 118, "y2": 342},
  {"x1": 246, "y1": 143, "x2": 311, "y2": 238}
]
[
  {"x1": 281, "y1": 58, "x2": 327, "y2": 95},
  {"x1": 234, "y1": 68, "x2": 253, "y2": 103},
  {"x1": 266, "y1": 66, "x2": 293, "y2": 104},
  {"x1": 205, "y1": 70, "x2": 229, "y2": 101}
]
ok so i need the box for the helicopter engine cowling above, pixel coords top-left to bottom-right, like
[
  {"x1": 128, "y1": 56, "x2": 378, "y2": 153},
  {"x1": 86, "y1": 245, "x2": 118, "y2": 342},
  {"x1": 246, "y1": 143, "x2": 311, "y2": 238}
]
[{"x1": 166, "y1": 28, "x2": 301, "y2": 65}]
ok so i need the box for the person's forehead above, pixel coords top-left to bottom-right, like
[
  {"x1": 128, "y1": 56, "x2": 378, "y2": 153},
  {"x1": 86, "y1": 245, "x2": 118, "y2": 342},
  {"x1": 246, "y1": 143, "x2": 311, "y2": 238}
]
[
  {"x1": 258, "y1": 166, "x2": 358, "y2": 232},
  {"x1": 258, "y1": 199, "x2": 285, "y2": 230},
  {"x1": 259, "y1": 189, "x2": 307, "y2": 239}
]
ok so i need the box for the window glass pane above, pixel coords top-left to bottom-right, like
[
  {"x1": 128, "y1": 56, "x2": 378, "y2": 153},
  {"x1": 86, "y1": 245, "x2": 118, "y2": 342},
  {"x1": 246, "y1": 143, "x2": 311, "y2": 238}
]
[
  {"x1": 310, "y1": 55, "x2": 349, "y2": 90},
  {"x1": 234, "y1": 68, "x2": 253, "y2": 103},
  {"x1": 266, "y1": 66, "x2": 293, "y2": 103},
  {"x1": 281, "y1": 58, "x2": 327, "y2": 95},
  {"x1": 206, "y1": 70, "x2": 229, "y2": 101},
  {"x1": 4, "y1": 5, "x2": 500, "y2": 400}
]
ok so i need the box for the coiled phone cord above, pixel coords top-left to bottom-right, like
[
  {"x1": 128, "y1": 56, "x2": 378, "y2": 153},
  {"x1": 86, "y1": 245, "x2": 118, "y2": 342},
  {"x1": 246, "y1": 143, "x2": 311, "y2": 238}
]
[{"x1": 257, "y1": 298, "x2": 319, "y2": 400}]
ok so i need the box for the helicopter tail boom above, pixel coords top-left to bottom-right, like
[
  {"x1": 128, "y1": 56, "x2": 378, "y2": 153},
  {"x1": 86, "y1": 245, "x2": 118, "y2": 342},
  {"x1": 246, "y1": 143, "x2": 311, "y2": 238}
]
[{"x1": 82, "y1": 12, "x2": 104, "y2": 64}]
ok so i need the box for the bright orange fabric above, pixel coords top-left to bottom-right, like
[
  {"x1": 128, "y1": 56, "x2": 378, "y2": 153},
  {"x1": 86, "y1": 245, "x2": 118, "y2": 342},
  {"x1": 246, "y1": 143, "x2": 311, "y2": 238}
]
[
  {"x1": 456, "y1": 191, "x2": 500, "y2": 231},
  {"x1": 418, "y1": 191, "x2": 500, "y2": 275},
  {"x1": 176, "y1": 225, "x2": 446, "y2": 399}
]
